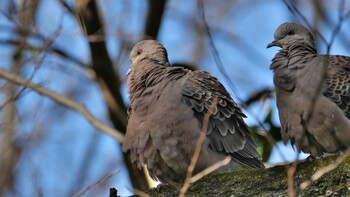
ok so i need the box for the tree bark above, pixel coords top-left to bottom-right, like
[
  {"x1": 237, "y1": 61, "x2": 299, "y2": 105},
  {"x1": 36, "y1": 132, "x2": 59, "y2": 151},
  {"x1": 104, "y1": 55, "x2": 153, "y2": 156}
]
[
  {"x1": 145, "y1": 0, "x2": 167, "y2": 39},
  {"x1": 75, "y1": 0, "x2": 148, "y2": 191},
  {"x1": 147, "y1": 156, "x2": 350, "y2": 196}
]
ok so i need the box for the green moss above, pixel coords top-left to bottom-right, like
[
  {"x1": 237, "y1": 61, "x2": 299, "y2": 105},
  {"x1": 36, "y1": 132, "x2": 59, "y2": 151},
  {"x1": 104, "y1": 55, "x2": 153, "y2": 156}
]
[{"x1": 147, "y1": 156, "x2": 350, "y2": 196}]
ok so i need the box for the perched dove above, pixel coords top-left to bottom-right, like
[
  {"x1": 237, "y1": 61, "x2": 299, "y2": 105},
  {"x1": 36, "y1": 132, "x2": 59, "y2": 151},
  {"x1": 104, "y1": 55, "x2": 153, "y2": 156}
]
[
  {"x1": 122, "y1": 40, "x2": 264, "y2": 183},
  {"x1": 267, "y1": 22, "x2": 350, "y2": 157}
]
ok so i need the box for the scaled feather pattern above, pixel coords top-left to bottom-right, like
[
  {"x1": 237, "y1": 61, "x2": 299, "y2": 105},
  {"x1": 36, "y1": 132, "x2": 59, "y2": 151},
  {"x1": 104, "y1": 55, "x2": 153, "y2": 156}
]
[
  {"x1": 123, "y1": 40, "x2": 264, "y2": 183},
  {"x1": 268, "y1": 22, "x2": 350, "y2": 157}
]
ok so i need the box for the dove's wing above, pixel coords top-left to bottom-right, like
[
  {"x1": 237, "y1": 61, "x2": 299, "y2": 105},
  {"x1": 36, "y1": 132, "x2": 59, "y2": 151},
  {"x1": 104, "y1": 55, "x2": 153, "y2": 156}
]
[
  {"x1": 324, "y1": 55, "x2": 350, "y2": 119},
  {"x1": 181, "y1": 70, "x2": 264, "y2": 168}
]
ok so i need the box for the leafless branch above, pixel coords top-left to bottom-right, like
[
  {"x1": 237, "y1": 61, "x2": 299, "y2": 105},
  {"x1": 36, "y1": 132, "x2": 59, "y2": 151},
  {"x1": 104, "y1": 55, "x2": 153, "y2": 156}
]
[
  {"x1": 1, "y1": 20, "x2": 64, "y2": 111},
  {"x1": 0, "y1": 12, "x2": 90, "y2": 68},
  {"x1": 281, "y1": 0, "x2": 328, "y2": 46},
  {"x1": 196, "y1": 0, "x2": 237, "y2": 92},
  {"x1": 72, "y1": 169, "x2": 120, "y2": 197},
  {"x1": 0, "y1": 1, "x2": 40, "y2": 194},
  {"x1": 287, "y1": 161, "x2": 298, "y2": 197},
  {"x1": 133, "y1": 188, "x2": 151, "y2": 197},
  {"x1": 300, "y1": 148, "x2": 350, "y2": 190},
  {"x1": 0, "y1": 69, "x2": 125, "y2": 142},
  {"x1": 281, "y1": 0, "x2": 350, "y2": 55},
  {"x1": 257, "y1": 130, "x2": 288, "y2": 162},
  {"x1": 0, "y1": 39, "x2": 90, "y2": 68},
  {"x1": 326, "y1": 0, "x2": 350, "y2": 54},
  {"x1": 179, "y1": 96, "x2": 218, "y2": 197},
  {"x1": 190, "y1": 156, "x2": 231, "y2": 184},
  {"x1": 196, "y1": 0, "x2": 285, "y2": 162},
  {"x1": 31, "y1": 20, "x2": 63, "y2": 68}
]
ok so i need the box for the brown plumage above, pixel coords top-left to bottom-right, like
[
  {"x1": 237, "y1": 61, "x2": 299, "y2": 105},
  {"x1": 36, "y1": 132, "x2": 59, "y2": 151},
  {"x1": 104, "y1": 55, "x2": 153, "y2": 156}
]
[
  {"x1": 267, "y1": 22, "x2": 350, "y2": 157},
  {"x1": 122, "y1": 40, "x2": 264, "y2": 183}
]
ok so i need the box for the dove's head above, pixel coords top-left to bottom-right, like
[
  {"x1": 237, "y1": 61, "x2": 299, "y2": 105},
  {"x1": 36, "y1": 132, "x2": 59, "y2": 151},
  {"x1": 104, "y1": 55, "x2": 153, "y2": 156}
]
[
  {"x1": 267, "y1": 22, "x2": 315, "y2": 49},
  {"x1": 128, "y1": 40, "x2": 169, "y2": 74}
]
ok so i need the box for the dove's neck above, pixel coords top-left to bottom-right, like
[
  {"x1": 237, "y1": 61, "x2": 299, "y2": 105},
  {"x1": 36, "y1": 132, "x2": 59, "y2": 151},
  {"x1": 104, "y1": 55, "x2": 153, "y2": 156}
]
[
  {"x1": 288, "y1": 42, "x2": 317, "y2": 58},
  {"x1": 128, "y1": 60, "x2": 186, "y2": 104},
  {"x1": 270, "y1": 42, "x2": 318, "y2": 92},
  {"x1": 270, "y1": 42, "x2": 317, "y2": 71},
  {"x1": 128, "y1": 61, "x2": 166, "y2": 101}
]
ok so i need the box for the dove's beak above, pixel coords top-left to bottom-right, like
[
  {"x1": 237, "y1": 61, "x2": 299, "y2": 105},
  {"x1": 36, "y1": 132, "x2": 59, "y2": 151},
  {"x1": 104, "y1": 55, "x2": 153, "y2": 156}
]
[
  {"x1": 126, "y1": 66, "x2": 133, "y2": 76},
  {"x1": 267, "y1": 40, "x2": 281, "y2": 48}
]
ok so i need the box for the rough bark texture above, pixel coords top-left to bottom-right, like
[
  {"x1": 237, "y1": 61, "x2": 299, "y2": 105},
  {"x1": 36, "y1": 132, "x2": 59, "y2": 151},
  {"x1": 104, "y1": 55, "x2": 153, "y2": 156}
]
[
  {"x1": 76, "y1": 0, "x2": 127, "y2": 132},
  {"x1": 145, "y1": 0, "x2": 167, "y2": 39},
  {"x1": 147, "y1": 156, "x2": 350, "y2": 196}
]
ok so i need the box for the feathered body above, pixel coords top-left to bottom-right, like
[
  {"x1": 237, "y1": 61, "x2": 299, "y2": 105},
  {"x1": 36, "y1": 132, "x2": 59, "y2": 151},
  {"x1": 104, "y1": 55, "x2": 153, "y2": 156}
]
[
  {"x1": 268, "y1": 23, "x2": 350, "y2": 156},
  {"x1": 123, "y1": 40, "x2": 263, "y2": 183}
]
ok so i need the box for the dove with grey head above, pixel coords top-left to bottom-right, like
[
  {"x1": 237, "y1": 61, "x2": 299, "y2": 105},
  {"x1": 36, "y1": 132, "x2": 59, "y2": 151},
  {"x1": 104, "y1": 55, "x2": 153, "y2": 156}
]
[
  {"x1": 267, "y1": 22, "x2": 350, "y2": 157},
  {"x1": 122, "y1": 40, "x2": 264, "y2": 183}
]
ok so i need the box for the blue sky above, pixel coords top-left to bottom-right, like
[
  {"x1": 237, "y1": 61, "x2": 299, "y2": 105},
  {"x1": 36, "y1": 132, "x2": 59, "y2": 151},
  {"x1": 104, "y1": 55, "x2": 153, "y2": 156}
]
[{"x1": 0, "y1": 0, "x2": 349, "y2": 196}]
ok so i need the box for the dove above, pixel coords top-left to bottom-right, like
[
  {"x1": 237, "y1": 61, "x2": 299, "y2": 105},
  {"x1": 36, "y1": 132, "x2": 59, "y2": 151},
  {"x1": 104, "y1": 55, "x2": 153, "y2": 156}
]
[
  {"x1": 267, "y1": 22, "x2": 350, "y2": 157},
  {"x1": 122, "y1": 40, "x2": 264, "y2": 184}
]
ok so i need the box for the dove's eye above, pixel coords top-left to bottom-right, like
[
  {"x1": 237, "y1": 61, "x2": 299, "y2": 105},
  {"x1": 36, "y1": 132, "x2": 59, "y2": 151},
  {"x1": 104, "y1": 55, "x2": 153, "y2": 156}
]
[
  {"x1": 287, "y1": 30, "x2": 295, "y2": 36},
  {"x1": 137, "y1": 49, "x2": 142, "y2": 55}
]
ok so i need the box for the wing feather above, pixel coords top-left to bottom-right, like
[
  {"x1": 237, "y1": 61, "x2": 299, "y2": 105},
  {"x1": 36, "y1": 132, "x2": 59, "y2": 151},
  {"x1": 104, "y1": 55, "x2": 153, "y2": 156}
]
[
  {"x1": 324, "y1": 55, "x2": 350, "y2": 119},
  {"x1": 181, "y1": 70, "x2": 263, "y2": 168}
]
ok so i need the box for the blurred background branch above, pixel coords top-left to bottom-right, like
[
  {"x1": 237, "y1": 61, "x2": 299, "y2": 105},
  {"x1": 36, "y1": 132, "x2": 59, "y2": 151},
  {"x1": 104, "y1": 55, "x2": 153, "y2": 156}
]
[
  {"x1": 0, "y1": 0, "x2": 349, "y2": 196},
  {"x1": 0, "y1": 0, "x2": 40, "y2": 195},
  {"x1": 0, "y1": 68, "x2": 124, "y2": 141}
]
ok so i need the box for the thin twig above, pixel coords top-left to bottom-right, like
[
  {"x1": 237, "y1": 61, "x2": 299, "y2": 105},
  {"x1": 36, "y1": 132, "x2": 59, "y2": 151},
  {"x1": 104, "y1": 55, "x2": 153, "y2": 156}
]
[
  {"x1": 196, "y1": 0, "x2": 237, "y2": 92},
  {"x1": 133, "y1": 188, "x2": 151, "y2": 197},
  {"x1": 326, "y1": 0, "x2": 345, "y2": 54},
  {"x1": 0, "y1": 39, "x2": 90, "y2": 68},
  {"x1": 0, "y1": 69, "x2": 125, "y2": 142},
  {"x1": 0, "y1": 21, "x2": 62, "y2": 109},
  {"x1": 190, "y1": 156, "x2": 231, "y2": 183},
  {"x1": 197, "y1": 0, "x2": 286, "y2": 163},
  {"x1": 8, "y1": 18, "x2": 64, "y2": 110},
  {"x1": 300, "y1": 148, "x2": 350, "y2": 190},
  {"x1": 179, "y1": 96, "x2": 219, "y2": 197},
  {"x1": 0, "y1": 8, "x2": 91, "y2": 68},
  {"x1": 281, "y1": 0, "x2": 328, "y2": 46},
  {"x1": 72, "y1": 169, "x2": 120, "y2": 197},
  {"x1": 257, "y1": 130, "x2": 287, "y2": 162},
  {"x1": 286, "y1": 161, "x2": 298, "y2": 197}
]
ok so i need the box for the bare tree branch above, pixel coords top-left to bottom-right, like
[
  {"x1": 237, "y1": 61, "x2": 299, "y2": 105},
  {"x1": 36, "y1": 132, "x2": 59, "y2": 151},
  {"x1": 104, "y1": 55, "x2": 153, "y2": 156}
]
[
  {"x1": 74, "y1": 0, "x2": 150, "y2": 190},
  {"x1": 196, "y1": 0, "x2": 237, "y2": 92},
  {"x1": 326, "y1": 0, "x2": 350, "y2": 54},
  {"x1": 0, "y1": 69, "x2": 125, "y2": 142},
  {"x1": 300, "y1": 148, "x2": 350, "y2": 190},
  {"x1": 179, "y1": 96, "x2": 218, "y2": 197},
  {"x1": 72, "y1": 169, "x2": 120, "y2": 197},
  {"x1": 0, "y1": 38, "x2": 90, "y2": 68},
  {"x1": 287, "y1": 161, "x2": 298, "y2": 197},
  {"x1": 145, "y1": 0, "x2": 167, "y2": 39},
  {"x1": 197, "y1": 0, "x2": 286, "y2": 163},
  {"x1": 133, "y1": 188, "x2": 151, "y2": 197},
  {"x1": 189, "y1": 156, "x2": 231, "y2": 184},
  {"x1": 76, "y1": 0, "x2": 128, "y2": 133},
  {"x1": 0, "y1": 0, "x2": 40, "y2": 195},
  {"x1": 281, "y1": 0, "x2": 328, "y2": 46}
]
